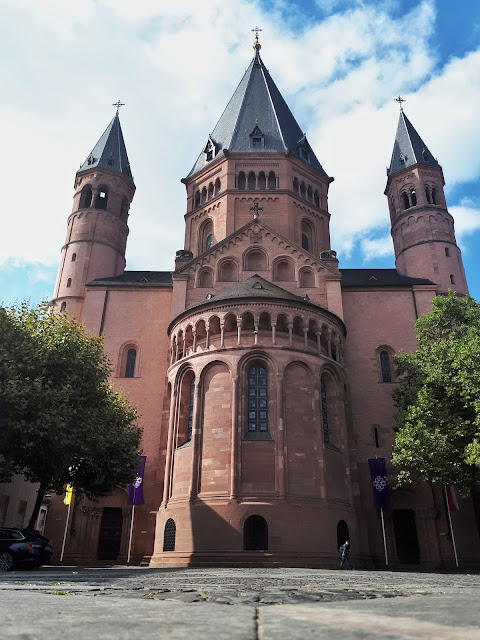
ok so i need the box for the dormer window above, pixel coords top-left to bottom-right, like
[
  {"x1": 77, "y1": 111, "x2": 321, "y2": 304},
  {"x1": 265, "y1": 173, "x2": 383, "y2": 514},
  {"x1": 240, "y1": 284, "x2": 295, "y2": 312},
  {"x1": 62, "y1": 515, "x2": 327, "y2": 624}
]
[
  {"x1": 249, "y1": 125, "x2": 264, "y2": 150},
  {"x1": 297, "y1": 136, "x2": 312, "y2": 164},
  {"x1": 203, "y1": 137, "x2": 216, "y2": 163},
  {"x1": 399, "y1": 153, "x2": 407, "y2": 165},
  {"x1": 107, "y1": 154, "x2": 114, "y2": 167}
]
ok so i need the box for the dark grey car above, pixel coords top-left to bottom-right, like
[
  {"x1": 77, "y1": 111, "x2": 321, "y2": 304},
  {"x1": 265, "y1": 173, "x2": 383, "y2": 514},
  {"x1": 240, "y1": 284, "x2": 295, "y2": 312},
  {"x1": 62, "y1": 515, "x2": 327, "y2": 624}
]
[{"x1": 0, "y1": 527, "x2": 53, "y2": 571}]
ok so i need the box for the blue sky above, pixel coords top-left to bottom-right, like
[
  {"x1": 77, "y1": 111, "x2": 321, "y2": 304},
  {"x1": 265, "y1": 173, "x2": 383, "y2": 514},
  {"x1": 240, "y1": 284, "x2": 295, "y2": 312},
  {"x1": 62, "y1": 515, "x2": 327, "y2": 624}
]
[{"x1": 1, "y1": 0, "x2": 480, "y2": 306}]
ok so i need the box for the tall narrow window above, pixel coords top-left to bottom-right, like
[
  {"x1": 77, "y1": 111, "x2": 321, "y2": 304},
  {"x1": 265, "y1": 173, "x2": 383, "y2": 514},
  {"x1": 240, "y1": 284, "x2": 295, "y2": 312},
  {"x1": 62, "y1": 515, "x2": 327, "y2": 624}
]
[
  {"x1": 125, "y1": 348, "x2": 136, "y2": 378},
  {"x1": 215, "y1": 178, "x2": 221, "y2": 195},
  {"x1": 450, "y1": 274, "x2": 455, "y2": 284},
  {"x1": 268, "y1": 171, "x2": 276, "y2": 190},
  {"x1": 445, "y1": 247, "x2": 450, "y2": 257},
  {"x1": 95, "y1": 186, "x2": 108, "y2": 210},
  {"x1": 206, "y1": 234, "x2": 213, "y2": 250},
  {"x1": 238, "y1": 172, "x2": 246, "y2": 190},
  {"x1": 425, "y1": 187, "x2": 431, "y2": 204},
  {"x1": 321, "y1": 380, "x2": 329, "y2": 443},
  {"x1": 248, "y1": 365, "x2": 268, "y2": 432},
  {"x1": 71, "y1": 253, "x2": 77, "y2": 262},
  {"x1": 402, "y1": 192, "x2": 409, "y2": 209},
  {"x1": 293, "y1": 178, "x2": 299, "y2": 194},
  {"x1": 66, "y1": 278, "x2": 72, "y2": 288},
  {"x1": 410, "y1": 189, "x2": 417, "y2": 206},
  {"x1": 248, "y1": 171, "x2": 256, "y2": 190},
  {"x1": 257, "y1": 171, "x2": 266, "y2": 189},
  {"x1": 301, "y1": 234, "x2": 309, "y2": 251},
  {"x1": 187, "y1": 377, "x2": 195, "y2": 441},
  {"x1": 163, "y1": 519, "x2": 176, "y2": 551},
  {"x1": 431, "y1": 188, "x2": 437, "y2": 204},
  {"x1": 380, "y1": 351, "x2": 392, "y2": 383},
  {"x1": 194, "y1": 190, "x2": 201, "y2": 207}
]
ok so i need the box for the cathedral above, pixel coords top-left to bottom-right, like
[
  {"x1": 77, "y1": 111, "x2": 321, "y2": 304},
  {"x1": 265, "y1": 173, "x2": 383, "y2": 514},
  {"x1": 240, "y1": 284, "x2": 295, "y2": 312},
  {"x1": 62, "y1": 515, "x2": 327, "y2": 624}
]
[{"x1": 44, "y1": 36, "x2": 480, "y2": 569}]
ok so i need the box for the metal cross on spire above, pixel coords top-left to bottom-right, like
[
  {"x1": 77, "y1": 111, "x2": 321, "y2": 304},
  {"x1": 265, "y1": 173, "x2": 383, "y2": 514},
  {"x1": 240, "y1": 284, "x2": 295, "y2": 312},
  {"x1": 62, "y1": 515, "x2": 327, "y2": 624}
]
[
  {"x1": 250, "y1": 201, "x2": 263, "y2": 219},
  {"x1": 394, "y1": 95, "x2": 406, "y2": 111},
  {"x1": 113, "y1": 100, "x2": 125, "y2": 115},
  {"x1": 252, "y1": 26, "x2": 262, "y2": 50}
]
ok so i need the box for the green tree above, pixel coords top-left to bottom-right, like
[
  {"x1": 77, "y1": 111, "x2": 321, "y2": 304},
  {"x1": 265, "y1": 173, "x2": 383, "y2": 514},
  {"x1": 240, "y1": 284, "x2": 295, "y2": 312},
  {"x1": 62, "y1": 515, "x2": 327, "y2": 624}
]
[
  {"x1": 0, "y1": 302, "x2": 141, "y2": 528},
  {"x1": 392, "y1": 291, "x2": 480, "y2": 493}
]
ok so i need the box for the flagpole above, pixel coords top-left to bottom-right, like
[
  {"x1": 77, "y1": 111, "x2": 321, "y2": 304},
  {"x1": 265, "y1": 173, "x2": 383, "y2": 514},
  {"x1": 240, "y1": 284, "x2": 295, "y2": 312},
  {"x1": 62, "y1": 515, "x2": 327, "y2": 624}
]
[
  {"x1": 380, "y1": 507, "x2": 388, "y2": 567},
  {"x1": 445, "y1": 485, "x2": 459, "y2": 568},
  {"x1": 60, "y1": 500, "x2": 71, "y2": 564},
  {"x1": 127, "y1": 504, "x2": 135, "y2": 565}
]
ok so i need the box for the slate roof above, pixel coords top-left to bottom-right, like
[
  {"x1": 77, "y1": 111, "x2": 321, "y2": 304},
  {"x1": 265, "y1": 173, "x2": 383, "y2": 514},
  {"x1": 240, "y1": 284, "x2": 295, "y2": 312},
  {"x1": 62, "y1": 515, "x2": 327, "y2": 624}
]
[
  {"x1": 87, "y1": 271, "x2": 173, "y2": 287},
  {"x1": 387, "y1": 110, "x2": 439, "y2": 176},
  {"x1": 340, "y1": 269, "x2": 435, "y2": 287},
  {"x1": 78, "y1": 114, "x2": 134, "y2": 184},
  {"x1": 202, "y1": 274, "x2": 306, "y2": 304},
  {"x1": 187, "y1": 49, "x2": 328, "y2": 178}
]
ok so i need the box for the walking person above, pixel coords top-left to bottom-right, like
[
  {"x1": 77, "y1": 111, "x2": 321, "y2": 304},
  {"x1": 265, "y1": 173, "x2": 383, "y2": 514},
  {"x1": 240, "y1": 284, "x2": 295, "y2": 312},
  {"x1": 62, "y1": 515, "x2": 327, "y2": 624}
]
[{"x1": 339, "y1": 539, "x2": 352, "y2": 570}]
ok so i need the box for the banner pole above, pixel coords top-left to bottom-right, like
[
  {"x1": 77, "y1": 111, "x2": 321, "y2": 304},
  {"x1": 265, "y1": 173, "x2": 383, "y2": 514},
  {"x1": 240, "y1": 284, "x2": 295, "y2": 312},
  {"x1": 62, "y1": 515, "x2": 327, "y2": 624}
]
[
  {"x1": 445, "y1": 486, "x2": 459, "y2": 568},
  {"x1": 127, "y1": 504, "x2": 135, "y2": 565},
  {"x1": 59, "y1": 500, "x2": 71, "y2": 564},
  {"x1": 380, "y1": 507, "x2": 388, "y2": 567}
]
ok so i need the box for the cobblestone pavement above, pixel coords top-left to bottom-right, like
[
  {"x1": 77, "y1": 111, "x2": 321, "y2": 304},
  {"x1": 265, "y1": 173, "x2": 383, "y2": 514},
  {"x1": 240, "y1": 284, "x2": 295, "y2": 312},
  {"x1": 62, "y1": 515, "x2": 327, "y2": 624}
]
[{"x1": 1, "y1": 567, "x2": 480, "y2": 639}]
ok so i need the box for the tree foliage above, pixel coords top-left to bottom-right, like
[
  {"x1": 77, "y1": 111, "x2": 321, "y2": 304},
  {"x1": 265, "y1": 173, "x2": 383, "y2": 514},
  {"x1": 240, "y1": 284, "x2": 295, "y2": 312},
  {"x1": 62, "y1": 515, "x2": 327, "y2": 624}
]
[
  {"x1": 392, "y1": 291, "x2": 480, "y2": 493},
  {"x1": 0, "y1": 302, "x2": 141, "y2": 526}
]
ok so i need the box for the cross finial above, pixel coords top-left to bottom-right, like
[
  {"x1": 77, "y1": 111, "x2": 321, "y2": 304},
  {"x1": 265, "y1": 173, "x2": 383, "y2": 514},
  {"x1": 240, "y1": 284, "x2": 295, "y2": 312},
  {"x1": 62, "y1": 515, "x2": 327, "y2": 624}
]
[
  {"x1": 250, "y1": 201, "x2": 263, "y2": 220},
  {"x1": 394, "y1": 95, "x2": 406, "y2": 111},
  {"x1": 113, "y1": 100, "x2": 125, "y2": 115},
  {"x1": 252, "y1": 26, "x2": 262, "y2": 50}
]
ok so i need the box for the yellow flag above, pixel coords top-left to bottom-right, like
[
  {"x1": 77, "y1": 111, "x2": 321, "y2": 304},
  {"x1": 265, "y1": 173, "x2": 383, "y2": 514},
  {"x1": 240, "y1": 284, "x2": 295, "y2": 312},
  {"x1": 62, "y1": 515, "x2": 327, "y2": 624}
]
[{"x1": 64, "y1": 484, "x2": 73, "y2": 505}]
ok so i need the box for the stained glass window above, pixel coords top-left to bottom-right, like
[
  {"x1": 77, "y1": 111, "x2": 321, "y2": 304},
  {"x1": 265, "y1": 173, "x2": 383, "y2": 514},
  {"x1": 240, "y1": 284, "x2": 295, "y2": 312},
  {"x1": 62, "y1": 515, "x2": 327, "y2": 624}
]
[
  {"x1": 247, "y1": 365, "x2": 268, "y2": 432},
  {"x1": 380, "y1": 351, "x2": 392, "y2": 383},
  {"x1": 321, "y1": 379, "x2": 329, "y2": 443},
  {"x1": 206, "y1": 234, "x2": 213, "y2": 250}
]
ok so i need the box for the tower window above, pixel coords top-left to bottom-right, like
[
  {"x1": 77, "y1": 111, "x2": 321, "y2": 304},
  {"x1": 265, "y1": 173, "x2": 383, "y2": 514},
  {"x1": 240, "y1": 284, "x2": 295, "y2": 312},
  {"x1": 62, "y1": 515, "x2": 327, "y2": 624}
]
[
  {"x1": 95, "y1": 186, "x2": 108, "y2": 210},
  {"x1": 66, "y1": 278, "x2": 72, "y2": 288},
  {"x1": 208, "y1": 182, "x2": 214, "y2": 199},
  {"x1": 445, "y1": 247, "x2": 450, "y2": 257},
  {"x1": 238, "y1": 171, "x2": 246, "y2": 190},
  {"x1": 120, "y1": 196, "x2": 128, "y2": 218},
  {"x1": 402, "y1": 192, "x2": 409, "y2": 210},
  {"x1": 380, "y1": 350, "x2": 392, "y2": 383},
  {"x1": 247, "y1": 365, "x2": 268, "y2": 433},
  {"x1": 410, "y1": 189, "x2": 417, "y2": 206},
  {"x1": 268, "y1": 171, "x2": 276, "y2": 190},
  {"x1": 201, "y1": 187, "x2": 207, "y2": 203},
  {"x1": 60, "y1": 302, "x2": 66, "y2": 312},
  {"x1": 300, "y1": 182, "x2": 306, "y2": 199},
  {"x1": 215, "y1": 178, "x2": 221, "y2": 195},
  {"x1": 252, "y1": 137, "x2": 262, "y2": 149},
  {"x1": 80, "y1": 185, "x2": 92, "y2": 209},
  {"x1": 301, "y1": 234, "x2": 309, "y2": 251},
  {"x1": 293, "y1": 178, "x2": 299, "y2": 194},
  {"x1": 125, "y1": 348, "x2": 136, "y2": 378},
  {"x1": 71, "y1": 253, "x2": 76, "y2": 262},
  {"x1": 258, "y1": 171, "x2": 266, "y2": 190},
  {"x1": 314, "y1": 190, "x2": 320, "y2": 207},
  {"x1": 431, "y1": 188, "x2": 437, "y2": 205},
  {"x1": 425, "y1": 187, "x2": 431, "y2": 204},
  {"x1": 187, "y1": 377, "x2": 195, "y2": 441},
  {"x1": 194, "y1": 190, "x2": 201, "y2": 207},
  {"x1": 450, "y1": 274, "x2": 455, "y2": 285},
  {"x1": 206, "y1": 234, "x2": 213, "y2": 250},
  {"x1": 248, "y1": 171, "x2": 256, "y2": 190},
  {"x1": 321, "y1": 379, "x2": 329, "y2": 443}
]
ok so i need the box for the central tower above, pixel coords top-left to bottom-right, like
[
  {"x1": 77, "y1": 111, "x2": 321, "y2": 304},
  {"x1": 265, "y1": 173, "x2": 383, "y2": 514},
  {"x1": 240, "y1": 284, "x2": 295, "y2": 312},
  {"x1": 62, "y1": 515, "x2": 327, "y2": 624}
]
[{"x1": 151, "y1": 37, "x2": 354, "y2": 568}]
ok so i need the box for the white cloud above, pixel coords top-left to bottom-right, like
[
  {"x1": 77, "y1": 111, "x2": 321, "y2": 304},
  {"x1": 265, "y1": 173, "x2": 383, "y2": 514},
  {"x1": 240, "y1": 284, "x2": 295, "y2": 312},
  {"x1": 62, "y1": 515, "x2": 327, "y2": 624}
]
[{"x1": 449, "y1": 200, "x2": 480, "y2": 247}]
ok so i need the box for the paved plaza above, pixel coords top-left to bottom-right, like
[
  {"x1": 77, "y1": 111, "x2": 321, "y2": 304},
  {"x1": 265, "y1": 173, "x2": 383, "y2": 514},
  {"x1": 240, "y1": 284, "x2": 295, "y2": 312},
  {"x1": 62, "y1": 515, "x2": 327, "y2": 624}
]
[{"x1": 1, "y1": 566, "x2": 480, "y2": 639}]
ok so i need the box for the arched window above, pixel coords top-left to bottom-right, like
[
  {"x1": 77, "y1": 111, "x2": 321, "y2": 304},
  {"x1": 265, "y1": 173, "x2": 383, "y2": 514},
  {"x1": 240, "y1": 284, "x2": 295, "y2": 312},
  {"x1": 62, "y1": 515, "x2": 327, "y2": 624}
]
[
  {"x1": 257, "y1": 171, "x2": 266, "y2": 190},
  {"x1": 307, "y1": 186, "x2": 313, "y2": 202},
  {"x1": 248, "y1": 171, "x2": 256, "y2": 190},
  {"x1": 445, "y1": 247, "x2": 450, "y2": 257},
  {"x1": 431, "y1": 188, "x2": 437, "y2": 204},
  {"x1": 187, "y1": 377, "x2": 195, "y2": 441},
  {"x1": 425, "y1": 187, "x2": 431, "y2": 204},
  {"x1": 215, "y1": 178, "x2": 221, "y2": 195},
  {"x1": 206, "y1": 234, "x2": 213, "y2": 250},
  {"x1": 301, "y1": 234, "x2": 309, "y2": 250},
  {"x1": 208, "y1": 182, "x2": 214, "y2": 199},
  {"x1": 60, "y1": 302, "x2": 66, "y2": 312},
  {"x1": 95, "y1": 186, "x2": 108, "y2": 210},
  {"x1": 300, "y1": 182, "x2": 306, "y2": 199},
  {"x1": 410, "y1": 189, "x2": 417, "y2": 206},
  {"x1": 80, "y1": 185, "x2": 92, "y2": 209},
  {"x1": 268, "y1": 171, "x2": 276, "y2": 190},
  {"x1": 199, "y1": 219, "x2": 213, "y2": 254},
  {"x1": 379, "y1": 350, "x2": 392, "y2": 383},
  {"x1": 125, "y1": 348, "x2": 136, "y2": 378},
  {"x1": 301, "y1": 219, "x2": 314, "y2": 254},
  {"x1": 244, "y1": 515, "x2": 268, "y2": 550},
  {"x1": 201, "y1": 186, "x2": 207, "y2": 203},
  {"x1": 71, "y1": 253, "x2": 76, "y2": 262},
  {"x1": 66, "y1": 278, "x2": 72, "y2": 288},
  {"x1": 238, "y1": 171, "x2": 246, "y2": 190},
  {"x1": 247, "y1": 365, "x2": 268, "y2": 433},
  {"x1": 314, "y1": 190, "x2": 320, "y2": 207},
  {"x1": 163, "y1": 519, "x2": 176, "y2": 552},
  {"x1": 321, "y1": 379, "x2": 329, "y2": 443},
  {"x1": 402, "y1": 192, "x2": 409, "y2": 210},
  {"x1": 293, "y1": 178, "x2": 299, "y2": 194},
  {"x1": 450, "y1": 274, "x2": 455, "y2": 284},
  {"x1": 194, "y1": 190, "x2": 201, "y2": 207}
]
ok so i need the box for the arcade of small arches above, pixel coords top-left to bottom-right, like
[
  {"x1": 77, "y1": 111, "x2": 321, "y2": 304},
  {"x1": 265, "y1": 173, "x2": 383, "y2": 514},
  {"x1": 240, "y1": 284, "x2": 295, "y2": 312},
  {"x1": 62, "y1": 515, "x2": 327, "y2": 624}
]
[
  {"x1": 194, "y1": 178, "x2": 222, "y2": 208},
  {"x1": 78, "y1": 183, "x2": 129, "y2": 219},
  {"x1": 400, "y1": 185, "x2": 438, "y2": 211},
  {"x1": 169, "y1": 308, "x2": 344, "y2": 367},
  {"x1": 293, "y1": 178, "x2": 320, "y2": 207}
]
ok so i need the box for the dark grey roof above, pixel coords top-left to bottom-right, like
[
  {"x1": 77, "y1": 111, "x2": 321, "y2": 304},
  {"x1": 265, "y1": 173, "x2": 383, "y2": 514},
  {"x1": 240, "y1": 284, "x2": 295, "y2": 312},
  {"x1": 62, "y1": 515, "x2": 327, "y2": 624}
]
[
  {"x1": 87, "y1": 271, "x2": 172, "y2": 287},
  {"x1": 387, "y1": 110, "x2": 439, "y2": 176},
  {"x1": 204, "y1": 274, "x2": 306, "y2": 304},
  {"x1": 187, "y1": 50, "x2": 328, "y2": 178},
  {"x1": 78, "y1": 114, "x2": 134, "y2": 184},
  {"x1": 340, "y1": 269, "x2": 434, "y2": 287}
]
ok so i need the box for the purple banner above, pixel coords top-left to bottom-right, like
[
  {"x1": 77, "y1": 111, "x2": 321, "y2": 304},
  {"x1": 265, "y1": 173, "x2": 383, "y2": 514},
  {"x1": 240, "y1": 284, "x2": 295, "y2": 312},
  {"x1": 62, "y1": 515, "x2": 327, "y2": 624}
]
[
  {"x1": 127, "y1": 456, "x2": 146, "y2": 506},
  {"x1": 368, "y1": 458, "x2": 390, "y2": 509}
]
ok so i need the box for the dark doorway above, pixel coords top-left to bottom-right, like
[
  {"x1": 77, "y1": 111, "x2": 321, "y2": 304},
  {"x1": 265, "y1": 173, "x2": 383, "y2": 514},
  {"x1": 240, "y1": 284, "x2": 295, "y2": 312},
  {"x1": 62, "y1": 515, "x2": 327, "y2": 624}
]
[
  {"x1": 244, "y1": 515, "x2": 268, "y2": 550},
  {"x1": 97, "y1": 507, "x2": 123, "y2": 561},
  {"x1": 337, "y1": 520, "x2": 350, "y2": 551},
  {"x1": 163, "y1": 519, "x2": 176, "y2": 552},
  {"x1": 393, "y1": 509, "x2": 420, "y2": 564}
]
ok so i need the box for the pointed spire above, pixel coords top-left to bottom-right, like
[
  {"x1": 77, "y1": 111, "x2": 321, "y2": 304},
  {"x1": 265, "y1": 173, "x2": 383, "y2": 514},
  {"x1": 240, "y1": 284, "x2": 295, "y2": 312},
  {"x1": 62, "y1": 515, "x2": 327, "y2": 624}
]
[
  {"x1": 187, "y1": 48, "x2": 328, "y2": 178},
  {"x1": 387, "y1": 110, "x2": 439, "y2": 176},
  {"x1": 78, "y1": 113, "x2": 134, "y2": 184}
]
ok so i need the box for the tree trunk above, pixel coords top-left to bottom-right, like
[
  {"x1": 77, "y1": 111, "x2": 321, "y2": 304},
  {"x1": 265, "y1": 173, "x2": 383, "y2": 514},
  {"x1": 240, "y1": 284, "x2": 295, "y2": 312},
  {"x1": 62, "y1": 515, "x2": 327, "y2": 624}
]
[{"x1": 28, "y1": 481, "x2": 47, "y2": 529}]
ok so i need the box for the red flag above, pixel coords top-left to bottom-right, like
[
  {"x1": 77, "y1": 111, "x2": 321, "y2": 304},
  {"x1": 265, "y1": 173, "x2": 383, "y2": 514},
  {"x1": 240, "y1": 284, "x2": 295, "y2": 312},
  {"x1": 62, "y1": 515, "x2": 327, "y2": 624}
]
[{"x1": 446, "y1": 485, "x2": 459, "y2": 511}]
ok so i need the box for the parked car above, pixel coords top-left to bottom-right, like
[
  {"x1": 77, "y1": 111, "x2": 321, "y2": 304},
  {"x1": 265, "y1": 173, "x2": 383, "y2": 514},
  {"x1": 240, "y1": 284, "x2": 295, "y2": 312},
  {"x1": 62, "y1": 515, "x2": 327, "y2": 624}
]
[{"x1": 0, "y1": 528, "x2": 53, "y2": 571}]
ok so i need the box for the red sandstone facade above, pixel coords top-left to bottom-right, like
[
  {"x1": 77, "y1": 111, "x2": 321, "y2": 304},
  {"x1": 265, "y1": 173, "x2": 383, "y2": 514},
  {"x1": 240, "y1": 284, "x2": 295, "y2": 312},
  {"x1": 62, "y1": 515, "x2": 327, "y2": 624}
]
[{"x1": 44, "y1": 43, "x2": 480, "y2": 569}]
